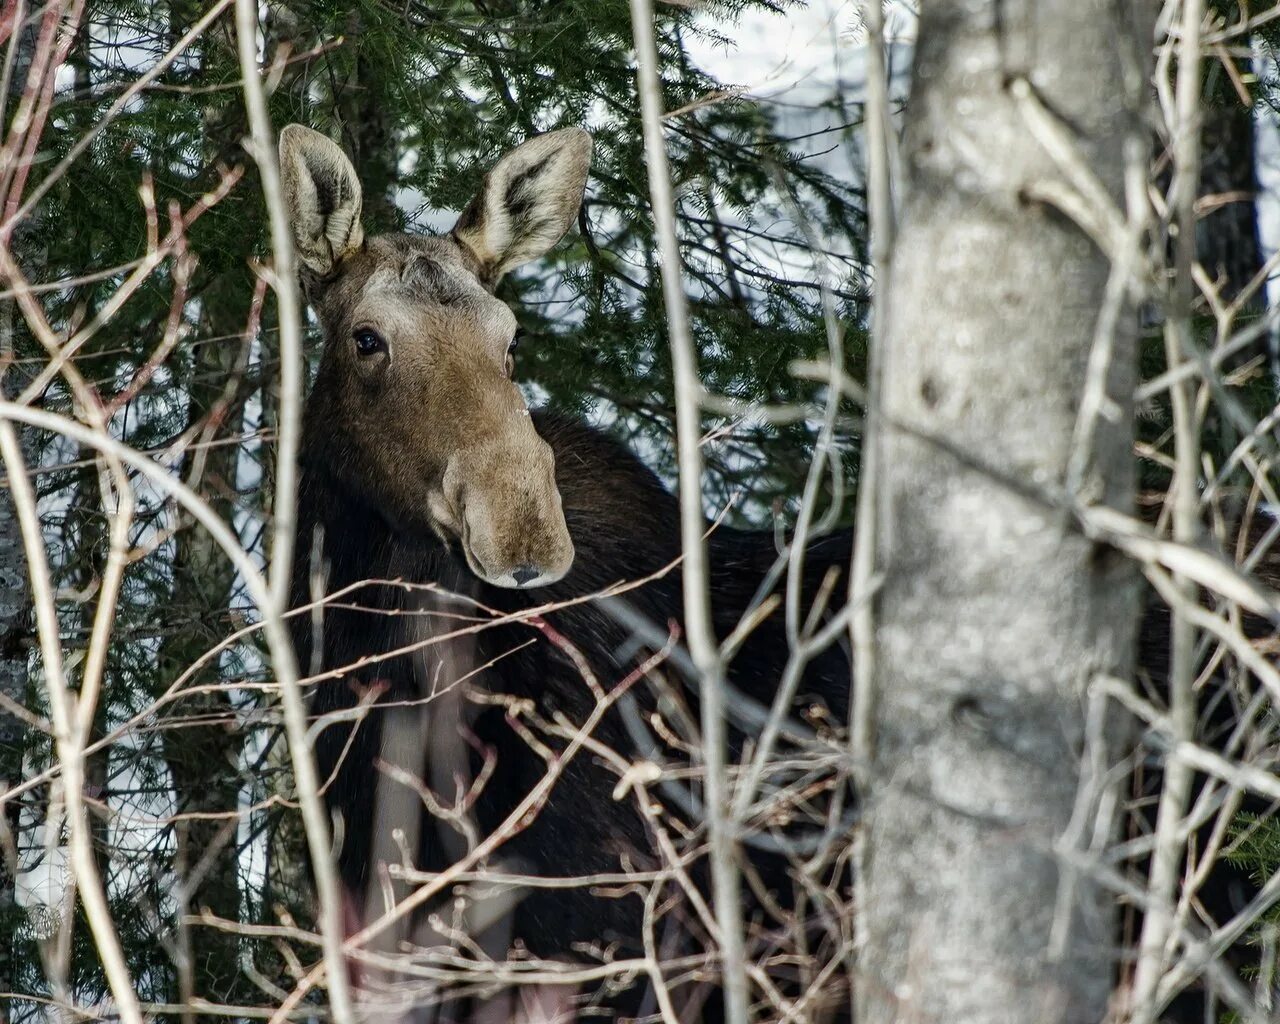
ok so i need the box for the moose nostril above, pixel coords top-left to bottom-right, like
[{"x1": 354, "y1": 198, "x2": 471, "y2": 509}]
[{"x1": 511, "y1": 565, "x2": 540, "y2": 587}]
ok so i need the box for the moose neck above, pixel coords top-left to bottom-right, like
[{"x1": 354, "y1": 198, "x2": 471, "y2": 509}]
[{"x1": 295, "y1": 450, "x2": 474, "y2": 610}]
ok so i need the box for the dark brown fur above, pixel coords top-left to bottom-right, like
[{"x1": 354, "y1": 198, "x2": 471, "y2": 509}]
[{"x1": 293, "y1": 409, "x2": 852, "y2": 1010}]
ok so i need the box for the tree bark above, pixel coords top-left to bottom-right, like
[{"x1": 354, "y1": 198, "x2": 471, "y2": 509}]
[{"x1": 857, "y1": 4, "x2": 1151, "y2": 1022}]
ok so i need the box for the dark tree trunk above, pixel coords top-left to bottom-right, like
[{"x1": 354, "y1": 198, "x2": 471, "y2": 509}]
[
  {"x1": 0, "y1": 310, "x2": 32, "y2": 1017},
  {"x1": 156, "y1": 278, "x2": 250, "y2": 1010},
  {"x1": 1197, "y1": 0, "x2": 1264, "y2": 309},
  {"x1": 1197, "y1": 92, "x2": 1263, "y2": 308},
  {"x1": 155, "y1": 9, "x2": 254, "y2": 1000},
  {"x1": 0, "y1": 8, "x2": 41, "y2": 1003}
]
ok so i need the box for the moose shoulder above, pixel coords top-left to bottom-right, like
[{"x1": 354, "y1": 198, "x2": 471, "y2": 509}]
[{"x1": 283, "y1": 123, "x2": 852, "y2": 1011}]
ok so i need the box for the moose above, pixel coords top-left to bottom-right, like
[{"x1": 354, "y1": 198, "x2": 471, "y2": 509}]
[
  {"x1": 281, "y1": 123, "x2": 1276, "y2": 1020},
  {"x1": 282, "y1": 123, "x2": 853, "y2": 1018}
]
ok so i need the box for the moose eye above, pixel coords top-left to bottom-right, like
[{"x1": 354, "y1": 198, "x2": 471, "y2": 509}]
[
  {"x1": 352, "y1": 328, "x2": 386, "y2": 357},
  {"x1": 505, "y1": 329, "x2": 524, "y2": 378}
]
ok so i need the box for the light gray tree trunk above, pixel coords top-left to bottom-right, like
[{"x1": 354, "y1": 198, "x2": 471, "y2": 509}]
[{"x1": 857, "y1": 3, "x2": 1152, "y2": 1022}]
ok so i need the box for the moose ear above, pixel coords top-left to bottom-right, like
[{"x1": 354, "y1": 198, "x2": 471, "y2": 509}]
[
  {"x1": 451, "y1": 127, "x2": 592, "y2": 288},
  {"x1": 278, "y1": 124, "x2": 365, "y2": 277}
]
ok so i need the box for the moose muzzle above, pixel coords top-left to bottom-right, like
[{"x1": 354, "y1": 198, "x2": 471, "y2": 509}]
[{"x1": 440, "y1": 428, "x2": 574, "y2": 589}]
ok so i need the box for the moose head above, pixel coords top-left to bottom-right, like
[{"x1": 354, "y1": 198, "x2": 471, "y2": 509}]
[{"x1": 279, "y1": 124, "x2": 590, "y2": 588}]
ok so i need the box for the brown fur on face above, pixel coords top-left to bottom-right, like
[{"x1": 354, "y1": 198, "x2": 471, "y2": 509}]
[{"x1": 281, "y1": 124, "x2": 591, "y2": 587}]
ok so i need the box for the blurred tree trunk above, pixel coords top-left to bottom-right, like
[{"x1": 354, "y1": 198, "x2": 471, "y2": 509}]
[{"x1": 857, "y1": 3, "x2": 1150, "y2": 1022}]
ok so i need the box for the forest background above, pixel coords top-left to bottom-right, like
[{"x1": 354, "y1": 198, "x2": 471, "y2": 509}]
[{"x1": 0, "y1": 0, "x2": 1278, "y2": 1019}]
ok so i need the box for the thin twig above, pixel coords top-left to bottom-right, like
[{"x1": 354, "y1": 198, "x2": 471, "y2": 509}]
[{"x1": 1130, "y1": 2, "x2": 1206, "y2": 1019}]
